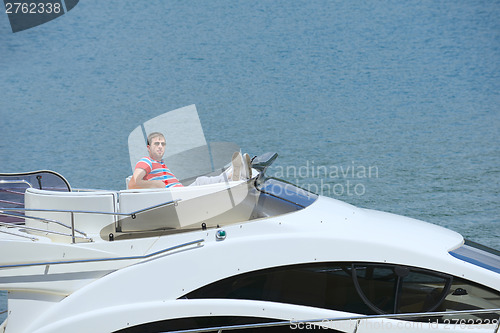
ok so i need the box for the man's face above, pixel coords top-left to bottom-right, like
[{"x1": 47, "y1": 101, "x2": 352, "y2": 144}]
[{"x1": 147, "y1": 136, "x2": 166, "y2": 161}]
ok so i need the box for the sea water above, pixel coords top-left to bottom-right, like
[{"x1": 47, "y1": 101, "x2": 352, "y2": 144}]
[{"x1": 0, "y1": 0, "x2": 498, "y2": 321}]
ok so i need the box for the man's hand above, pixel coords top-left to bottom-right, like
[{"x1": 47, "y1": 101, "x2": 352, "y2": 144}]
[{"x1": 128, "y1": 168, "x2": 165, "y2": 189}]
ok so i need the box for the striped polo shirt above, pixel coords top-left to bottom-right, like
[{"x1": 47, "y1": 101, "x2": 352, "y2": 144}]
[{"x1": 135, "y1": 157, "x2": 184, "y2": 188}]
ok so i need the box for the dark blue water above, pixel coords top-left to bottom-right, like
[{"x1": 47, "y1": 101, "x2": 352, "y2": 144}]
[{"x1": 0, "y1": 3, "x2": 498, "y2": 318}]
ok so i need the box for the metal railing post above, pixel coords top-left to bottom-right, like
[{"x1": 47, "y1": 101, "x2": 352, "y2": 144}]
[{"x1": 70, "y1": 212, "x2": 76, "y2": 244}]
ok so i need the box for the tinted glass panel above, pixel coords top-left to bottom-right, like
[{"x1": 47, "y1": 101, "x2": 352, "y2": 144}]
[
  {"x1": 184, "y1": 262, "x2": 499, "y2": 322},
  {"x1": 257, "y1": 178, "x2": 318, "y2": 208},
  {"x1": 352, "y1": 264, "x2": 452, "y2": 315},
  {"x1": 352, "y1": 265, "x2": 397, "y2": 313},
  {"x1": 440, "y1": 278, "x2": 500, "y2": 321},
  {"x1": 399, "y1": 270, "x2": 449, "y2": 313},
  {"x1": 185, "y1": 263, "x2": 374, "y2": 315}
]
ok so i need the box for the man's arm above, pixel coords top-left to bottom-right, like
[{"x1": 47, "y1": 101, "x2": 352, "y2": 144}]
[{"x1": 128, "y1": 168, "x2": 165, "y2": 189}]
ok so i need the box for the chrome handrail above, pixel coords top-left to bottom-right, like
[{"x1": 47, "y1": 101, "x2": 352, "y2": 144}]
[
  {"x1": 163, "y1": 308, "x2": 500, "y2": 333},
  {"x1": 126, "y1": 199, "x2": 182, "y2": 219},
  {"x1": 0, "y1": 221, "x2": 91, "y2": 241},
  {"x1": 115, "y1": 199, "x2": 183, "y2": 232},
  {"x1": 0, "y1": 228, "x2": 38, "y2": 241},
  {"x1": 0, "y1": 199, "x2": 181, "y2": 219},
  {"x1": 0, "y1": 210, "x2": 88, "y2": 237},
  {"x1": 0, "y1": 199, "x2": 182, "y2": 243},
  {"x1": 0, "y1": 179, "x2": 33, "y2": 188},
  {"x1": 0, "y1": 207, "x2": 129, "y2": 217}
]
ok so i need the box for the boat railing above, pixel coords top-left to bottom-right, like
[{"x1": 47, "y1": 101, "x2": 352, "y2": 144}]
[
  {"x1": 0, "y1": 179, "x2": 33, "y2": 189},
  {"x1": 164, "y1": 308, "x2": 500, "y2": 333},
  {"x1": 0, "y1": 199, "x2": 181, "y2": 243},
  {"x1": 0, "y1": 171, "x2": 72, "y2": 228}
]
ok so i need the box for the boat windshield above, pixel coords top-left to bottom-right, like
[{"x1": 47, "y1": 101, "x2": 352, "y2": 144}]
[
  {"x1": 257, "y1": 177, "x2": 318, "y2": 208},
  {"x1": 128, "y1": 105, "x2": 240, "y2": 183},
  {"x1": 449, "y1": 240, "x2": 500, "y2": 274}
]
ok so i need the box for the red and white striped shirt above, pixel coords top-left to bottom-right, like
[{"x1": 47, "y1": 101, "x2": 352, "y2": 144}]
[{"x1": 135, "y1": 157, "x2": 183, "y2": 188}]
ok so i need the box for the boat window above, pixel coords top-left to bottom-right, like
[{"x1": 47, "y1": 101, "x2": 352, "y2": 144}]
[
  {"x1": 182, "y1": 262, "x2": 500, "y2": 321},
  {"x1": 443, "y1": 277, "x2": 500, "y2": 321},
  {"x1": 185, "y1": 263, "x2": 381, "y2": 315},
  {"x1": 351, "y1": 265, "x2": 397, "y2": 313},
  {"x1": 351, "y1": 264, "x2": 452, "y2": 315}
]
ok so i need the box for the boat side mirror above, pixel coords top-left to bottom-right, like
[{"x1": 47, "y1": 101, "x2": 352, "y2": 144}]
[
  {"x1": 252, "y1": 153, "x2": 278, "y2": 173},
  {"x1": 251, "y1": 152, "x2": 278, "y2": 175}
]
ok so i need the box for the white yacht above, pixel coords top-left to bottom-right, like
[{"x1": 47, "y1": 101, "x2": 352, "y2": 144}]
[{"x1": 0, "y1": 105, "x2": 498, "y2": 333}]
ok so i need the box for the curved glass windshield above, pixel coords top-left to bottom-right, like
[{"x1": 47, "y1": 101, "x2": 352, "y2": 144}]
[
  {"x1": 257, "y1": 178, "x2": 318, "y2": 209},
  {"x1": 127, "y1": 105, "x2": 241, "y2": 182}
]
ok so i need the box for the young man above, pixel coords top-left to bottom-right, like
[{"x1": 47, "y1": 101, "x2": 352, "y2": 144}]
[{"x1": 128, "y1": 132, "x2": 251, "y2": 189}]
